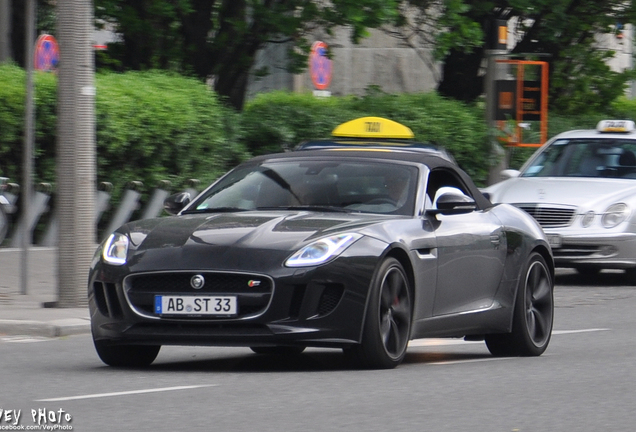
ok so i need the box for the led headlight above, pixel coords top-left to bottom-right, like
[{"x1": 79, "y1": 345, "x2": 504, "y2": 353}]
[
  {"x1": 601, "y1": 203, "x2": 629, "y2": 228},
  {"x1": 286, "y1": 233, "x2": 362, "y2": 267},
  {"x1": 102, "y1": 233, "x2": 129, "y2": 265}
]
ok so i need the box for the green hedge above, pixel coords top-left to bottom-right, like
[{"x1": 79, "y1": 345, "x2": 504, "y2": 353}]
[
  {"x1": 0, "y1": 64, "x2": 248, "y2": 203},
  {"x1": 241, "y1": 90, "x2": 492, "y2": 184}
]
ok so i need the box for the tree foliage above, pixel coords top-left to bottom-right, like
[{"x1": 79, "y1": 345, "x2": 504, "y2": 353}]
[
  {"x1": 427, "y1": 0, "x2": 636, "y2": 113},
  {"x1": 94, "y1": 0, "x2": 400, "y2": 110}
]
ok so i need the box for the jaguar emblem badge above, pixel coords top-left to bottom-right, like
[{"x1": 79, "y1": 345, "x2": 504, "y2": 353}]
[{"x1": 190, "y1": 274, "x2": 205, "y2": 289}]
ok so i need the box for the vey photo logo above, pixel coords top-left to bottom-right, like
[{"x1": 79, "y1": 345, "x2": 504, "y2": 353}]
[{"x1": 0, "y1": 408, "x2": 73, "y2": 431}]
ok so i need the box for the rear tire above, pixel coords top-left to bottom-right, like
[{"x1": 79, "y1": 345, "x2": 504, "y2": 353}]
[
  {"x1": 486, "y1": 252, "x2": 553, "y2": 357},
  {"x1": 93, "y1": 337, "x2": 160, "y2": 367},
  {"x1": 349, "y1": 257, "x2": 412, "y2": 369}
]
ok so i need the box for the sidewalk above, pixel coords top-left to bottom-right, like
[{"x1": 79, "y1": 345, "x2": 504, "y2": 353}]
[{"x1": 0, "y1": 247, "x2": 90, "y2": 338}]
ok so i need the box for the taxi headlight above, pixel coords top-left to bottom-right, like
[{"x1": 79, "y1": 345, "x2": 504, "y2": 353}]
[
  {"x1": 286, "y1": 233, "x2": 362, "y2": 267},
  {"x1": 102, "y1": 233, "x2": 129, "y2": 265},
  {"x1": 581, "y1": 211, "x2": 595, "y2": 228},
  {"x1": 601, "y1": 203, "x2": 629, "y2": 228}
]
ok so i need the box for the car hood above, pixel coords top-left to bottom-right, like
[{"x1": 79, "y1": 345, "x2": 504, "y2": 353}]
[
  {"x1": 119, "y1": 211, "x2": 390, "y2": 272},
  {"x1": 486, "y1": 177, "x2": 636, "y2": 208}
]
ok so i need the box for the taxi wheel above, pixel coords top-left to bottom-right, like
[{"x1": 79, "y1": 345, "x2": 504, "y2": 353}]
[
  {"x1": 350, "y1": 257, "x2": 412, "y2": 369},
  {"x1": 624, "y1": 267, "x2": 636, "y2": 284},
  {"x1": 0, "y1": 206, "x2": 8, "y2": 245},
  {"x1": 250, "y1": 346, "x2": 305, "y2": 355},
  {"x1": 486, "y1": 252, "x2": 553, "y2": 357},
  {"x1": 93, "y1": 337, "x2": 160, "y2": 367},
  {"x1": 574, "y1": 266, "x2": 601, "y2": 277}
]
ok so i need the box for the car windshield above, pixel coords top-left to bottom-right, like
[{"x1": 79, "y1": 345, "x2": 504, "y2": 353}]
[
  {"x1": 521, "y1": 138, "x2": 636, "y2": 178},
  {"x1": 185, "y1": 160, "x2": 419, "y2": 216}
]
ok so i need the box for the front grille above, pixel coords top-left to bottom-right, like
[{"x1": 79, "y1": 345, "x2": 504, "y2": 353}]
[
  {"x1": 515, "y1": 204, "x2": 576, "y2": 228},
  {"x1": 93, "y1": 282, "x2": 123, "y2": 318},
  {"x1": 124, "y1": 271, "x2": 273, "y2": 320}
]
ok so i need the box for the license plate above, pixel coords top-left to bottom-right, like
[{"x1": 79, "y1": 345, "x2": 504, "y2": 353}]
[
  {"x1": 155, "y1": 295, "x2": 237, "y2": 316},
  {"x1": 547, "y1": 234, "x2": 562, "y2": 248}
]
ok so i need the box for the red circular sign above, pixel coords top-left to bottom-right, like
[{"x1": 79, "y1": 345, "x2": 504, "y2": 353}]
[
  {"x1": 34, "y1": 34, "x2": 59, "y2": 72},
  {"x1": 310, "y1": 41, "x2": 332, "y2": 91}
]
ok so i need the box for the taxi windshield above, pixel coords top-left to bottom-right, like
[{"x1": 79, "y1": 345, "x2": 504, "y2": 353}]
[
  {"x1": 186, "y1": 160, "x2": 419, "y2": 215},
  {"x1": 521, "y1": 138, "x2": 636, "y2": 178}
]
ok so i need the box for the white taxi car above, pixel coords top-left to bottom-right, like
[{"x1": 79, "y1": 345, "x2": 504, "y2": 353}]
[{"x1": 484, "y1": 120, "x2": 636, "y2": 280}]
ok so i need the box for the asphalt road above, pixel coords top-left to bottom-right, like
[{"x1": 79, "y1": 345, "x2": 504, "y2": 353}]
[{"x1": 2, "y1": 269, "x2": 635, "y2": 432}]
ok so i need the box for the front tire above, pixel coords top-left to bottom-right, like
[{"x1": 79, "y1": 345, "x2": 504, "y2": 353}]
[
  {"x1": 486, "y1": 252, "x2": 553, "y2": 357},
  {"x1": 349, "y1": 257, "x2": 412, "y2": 369},
  {"x1": 93, "y1": 337, "x2": 160, "y2": 367}
]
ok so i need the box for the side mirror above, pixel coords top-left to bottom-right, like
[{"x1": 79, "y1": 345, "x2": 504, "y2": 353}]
[
  {"x1": 500, "y1": 169, "x2": 520, "y2": 181},
  {"x1": 163, "y1": 192, "x2": 191, "y2": 215},
  {"x1": 429, "y1": 192, "x2": 477, "y2": 215}
]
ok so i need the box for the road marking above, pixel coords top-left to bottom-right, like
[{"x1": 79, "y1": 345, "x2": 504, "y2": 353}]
[
  {"x1": 1, "y1": 336, "x2": 53, "y2": 343},
  {"x1": 552, "y1": 328, "x2": 610, "y2": 335},
  {"x1": 35, "y1": 384, "x2": 218, "y2": 402},
  {"x1": 408, "y1": 328, "x2": 610, "y2": 348},
  {"x1": 428, "y1": 357, "x2": 514, "y2": 366}
]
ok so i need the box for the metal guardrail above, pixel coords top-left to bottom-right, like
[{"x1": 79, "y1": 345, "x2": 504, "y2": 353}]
[{"x1": 0, "y1": 178, "x2": 199, "y2": 247}]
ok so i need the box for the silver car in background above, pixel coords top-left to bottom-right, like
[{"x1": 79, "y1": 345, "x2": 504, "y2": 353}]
[{"x1": 484, "y1": 120, "x2": 636, "y2": 280}]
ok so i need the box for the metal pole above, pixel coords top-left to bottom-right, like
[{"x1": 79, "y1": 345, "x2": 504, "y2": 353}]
[
  {"x1": 20, "y1": 0, "x2": 35, "y2": 295},
  {"x1": 0, "y1": 0, "x2": 11, "y2": 62},
  {"x1": 56, "y1": 0, "x2": 96, "y2": 307}
]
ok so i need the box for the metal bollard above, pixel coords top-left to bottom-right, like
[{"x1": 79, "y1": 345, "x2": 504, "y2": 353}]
[
  {"x1": 10, "y1": 183, "x2": 52, "y2": 248},
  {"x1": 95, "y1": 182, "x2": 113, "y2": 224},
  {"x1": 102, "y1": 181, "x2": 143, "y2": 241},
  {"x1": 184, "y1": 178, "x2": 200, "y2": 202},
  {"x1": 41, "y1": 182, "x2": 113, "y2": 246},
  {"x1": 141, "y1": 180, "x2": 172, "y2": 219}
]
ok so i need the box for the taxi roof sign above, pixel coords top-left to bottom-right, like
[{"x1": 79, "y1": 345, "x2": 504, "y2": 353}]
[
  {"x1": 332, "y1": 117, "x2": 415, "y2": 139},
  {"x1": 597, "y1": 120, "x2": 636, "y2": 133}
]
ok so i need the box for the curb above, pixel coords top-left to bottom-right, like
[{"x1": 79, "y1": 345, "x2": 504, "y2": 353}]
[{"x1": 0, "y1": 318, "x2": 91, "y2": 338}]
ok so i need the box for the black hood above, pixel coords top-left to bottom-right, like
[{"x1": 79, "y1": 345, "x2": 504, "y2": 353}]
[{"x1": 119, "y1": 211, "x2": 389, "y2": 273}]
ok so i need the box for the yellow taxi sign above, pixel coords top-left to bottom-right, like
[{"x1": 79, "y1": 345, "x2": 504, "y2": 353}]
[
  {"x1": 597, "y1": 120, "x2": 635, "y2": 133},
  {"x1": 332, "y1": 117, "x2": 415, "y2": 139}
]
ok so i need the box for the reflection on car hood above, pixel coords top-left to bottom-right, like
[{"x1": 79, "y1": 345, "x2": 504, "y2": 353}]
[
  {"x1": 120, "y1": 211, "x2": 390, "y2": 272},
  {"x1": 487, "y1": 177, "x2": 636, "y2": 208}
]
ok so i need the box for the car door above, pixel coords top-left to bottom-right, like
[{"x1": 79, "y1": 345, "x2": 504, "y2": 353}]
[{"x1": 426, "y1": 168, "x2": 507, "y2": 316}]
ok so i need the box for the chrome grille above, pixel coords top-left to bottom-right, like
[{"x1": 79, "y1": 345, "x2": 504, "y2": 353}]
[
  {"x1": 515, "y1": 204, "x2": 576, "y2": 228},
  {"x1": 124, "y1": 271, "x2": 273, "y2": 319}
]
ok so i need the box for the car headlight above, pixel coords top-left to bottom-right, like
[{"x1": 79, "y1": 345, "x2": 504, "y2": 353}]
[
  {"x1": 102, "y1": 233, "x2": 129, "y2": 265},
  {"x1": 581, "y1": 211, "x2": 595, "y2": 228},
  {"x1": 286, "y1": 233, "x2": 362, "y2": 267},
  {"x1": 601, "y1": 203, "x2": 630, "y2": 228}
]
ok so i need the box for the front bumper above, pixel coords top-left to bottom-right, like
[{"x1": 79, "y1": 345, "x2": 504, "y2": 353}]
[
  {"x1": 89, "y1": 256, "x2": 377, "y2": 349},
  {"x1": 547, "y1": 231, "x2": 636, "y2": 269}
]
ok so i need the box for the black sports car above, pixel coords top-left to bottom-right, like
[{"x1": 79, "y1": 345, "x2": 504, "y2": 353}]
[{"x1": 89, "y1": 117, "x2": 555, "y2": 369}]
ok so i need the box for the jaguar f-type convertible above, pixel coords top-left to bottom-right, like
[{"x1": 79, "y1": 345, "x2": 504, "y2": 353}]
[{"x1": 89, "y1": 117, "x2": 554, "y2": 369}]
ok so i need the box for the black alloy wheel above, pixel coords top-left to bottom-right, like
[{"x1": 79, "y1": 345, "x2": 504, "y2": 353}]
[
  {"x1": 348, "y1": 257, "x2": 412, "y2": 369},
  {"x1": 486, "y1": 252, "x2": 553, "y2": 357}
]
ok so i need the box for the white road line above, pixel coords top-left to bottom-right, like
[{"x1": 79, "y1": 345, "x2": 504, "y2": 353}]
[
  {"x1": 552, "y1": 328, "x2": 611, "y2": 335},
  {"x1": 408, "y1": 328, "x2": 610, "y2": 348},
  {"x1": 35, "y1": 384, "x2": 218, "y2": 402},
  {"x1": 428, "y1": 357, "x2": 514, "y2": 366}
]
